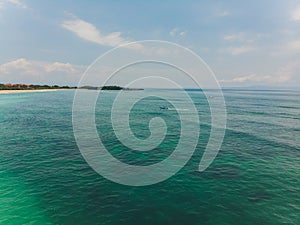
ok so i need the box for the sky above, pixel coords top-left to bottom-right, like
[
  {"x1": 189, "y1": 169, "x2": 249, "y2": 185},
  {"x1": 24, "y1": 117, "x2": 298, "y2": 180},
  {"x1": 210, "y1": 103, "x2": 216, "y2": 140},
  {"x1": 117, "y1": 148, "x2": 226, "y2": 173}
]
[{"x1": 0, "y1": 0, "x2": 300, "y2": 88}]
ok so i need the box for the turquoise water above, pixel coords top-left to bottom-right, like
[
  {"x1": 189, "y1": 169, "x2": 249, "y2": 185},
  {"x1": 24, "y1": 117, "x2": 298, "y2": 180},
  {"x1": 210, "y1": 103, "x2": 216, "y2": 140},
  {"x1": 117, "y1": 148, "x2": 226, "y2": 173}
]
[{"x1": 0, "y1": 89, "x2": 299, "y2": 224}]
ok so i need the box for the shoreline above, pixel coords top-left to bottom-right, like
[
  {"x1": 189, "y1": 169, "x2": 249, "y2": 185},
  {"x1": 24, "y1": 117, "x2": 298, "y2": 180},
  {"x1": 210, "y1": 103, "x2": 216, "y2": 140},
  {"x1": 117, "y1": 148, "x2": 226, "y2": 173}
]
[{"x1": 0, "y1": 89, "x2": 74, "y2": 94}]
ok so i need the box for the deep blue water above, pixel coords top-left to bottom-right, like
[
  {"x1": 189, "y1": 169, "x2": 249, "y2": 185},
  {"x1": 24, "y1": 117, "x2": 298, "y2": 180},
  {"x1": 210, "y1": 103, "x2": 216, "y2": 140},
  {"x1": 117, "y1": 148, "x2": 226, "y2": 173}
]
[{"x1": 0, "y1": 89, "x2": 299, "y2": 224}]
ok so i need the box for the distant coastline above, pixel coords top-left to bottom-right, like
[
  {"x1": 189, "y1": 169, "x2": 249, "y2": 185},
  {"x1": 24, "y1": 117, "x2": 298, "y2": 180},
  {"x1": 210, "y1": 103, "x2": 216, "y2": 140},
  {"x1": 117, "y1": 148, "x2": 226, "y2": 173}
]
[
  {"x1": 0, "y1": 83, "x2": 76, "y2": 91},
  {"x1": 0, "y1": 89, "x2": 71, "y2": 94},
  {"x1": 0, "y1": 83, "x2": 76, "y2": 94},
  {"x1": 79, "y1": 85, "x2": 144, "y2": 91},
  {"x1": 0, "y1": 83, "x2": 143, "y2": 94}
]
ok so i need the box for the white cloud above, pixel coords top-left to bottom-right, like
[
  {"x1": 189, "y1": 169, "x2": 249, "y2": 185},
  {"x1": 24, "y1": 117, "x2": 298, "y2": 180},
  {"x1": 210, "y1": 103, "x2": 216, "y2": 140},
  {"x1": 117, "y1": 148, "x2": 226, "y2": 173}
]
[
  {"x1": 0, "y1": 58, "x2": 86, "y2": 84},
  {"x1": 0, "y1": 58, "x2": 79, "y2": 76},
  {"x1": 45, "y1": 62, "x2": 76, "y2": 73},
  {"x1": 220, "y1": 74, "x2": 272, "y2": 83},
  {"x1": 2, "y1": 0, "x2": 27, "y2": 8},
  {"x1": 0, "y1": 58, "x2": 38, "y2": 75},
  {"x1": 224, "y1": 34, "x2": 239, "y2": 41},
  {"x1": 8, "y1": 0, "x2": 26, "y2": 8},
  {"x1": 61, "y1": 17, "x2": 142, "y2": 49},
  {"x1": 223, "y1": 32, "x2": 265, "y2": 43},
  {"x1": 169, "y1": 28, "x2": 186, "y2": 37},
  {"x1": 169, "y1": 28, "x2": 178, "y2": 37},
  {"x1": 290, "y1": 4, "x2": 300, "y2": 21},
  {"x1": 227, "y1": 46, "x2": 256, "y2": 55}
]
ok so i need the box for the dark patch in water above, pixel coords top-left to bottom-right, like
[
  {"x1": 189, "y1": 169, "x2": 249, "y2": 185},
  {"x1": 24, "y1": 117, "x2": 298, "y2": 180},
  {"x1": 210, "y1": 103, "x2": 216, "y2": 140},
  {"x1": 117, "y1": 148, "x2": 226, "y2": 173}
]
[
  {"x1": 247, "y1": 191, "x2": 272, "y2": 202},
  {"x1": 278, "y1": 105, "x2": 300, "y2": 109}
]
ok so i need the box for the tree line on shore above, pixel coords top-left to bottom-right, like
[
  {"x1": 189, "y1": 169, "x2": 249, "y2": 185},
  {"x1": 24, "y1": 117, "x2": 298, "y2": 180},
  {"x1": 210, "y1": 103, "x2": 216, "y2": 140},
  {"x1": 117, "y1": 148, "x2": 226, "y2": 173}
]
[
  {"x1": 0, "y1": 83, "x2": 75, "y2": 90},
  {"x1": 0, "y1": 84, "x2": 143, "y2": 91}
]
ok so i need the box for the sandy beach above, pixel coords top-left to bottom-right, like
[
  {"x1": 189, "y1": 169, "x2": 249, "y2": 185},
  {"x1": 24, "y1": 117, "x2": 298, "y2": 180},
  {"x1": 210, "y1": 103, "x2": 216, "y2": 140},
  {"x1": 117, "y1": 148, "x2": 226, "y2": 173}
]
[{"x1": 0, "y1": 89, "x2": 71, "y2": 94}]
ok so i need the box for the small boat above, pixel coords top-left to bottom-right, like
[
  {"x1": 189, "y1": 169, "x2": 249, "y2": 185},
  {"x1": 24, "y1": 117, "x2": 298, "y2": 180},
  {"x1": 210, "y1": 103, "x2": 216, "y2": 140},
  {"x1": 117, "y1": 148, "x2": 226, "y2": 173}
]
[{"x1": 160, "y1": 106, "x2": 168, "y2": 110}]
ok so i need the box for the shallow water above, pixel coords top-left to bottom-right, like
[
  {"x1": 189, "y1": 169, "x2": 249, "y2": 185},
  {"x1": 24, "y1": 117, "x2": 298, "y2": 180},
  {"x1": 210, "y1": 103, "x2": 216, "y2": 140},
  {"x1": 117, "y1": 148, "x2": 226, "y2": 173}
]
[{"x1": 0, "y1": 89, "x2": 299, "y2": 224}]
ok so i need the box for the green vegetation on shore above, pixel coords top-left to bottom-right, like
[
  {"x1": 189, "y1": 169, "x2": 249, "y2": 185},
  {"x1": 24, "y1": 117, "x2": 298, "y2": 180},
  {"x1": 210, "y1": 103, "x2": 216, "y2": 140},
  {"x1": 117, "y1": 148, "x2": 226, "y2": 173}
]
[
  {"x1": 0, "y1": 83, "x2": 143, "y2": 91},
  {"x1": 0, "y1": 83, "x2": 75, "y2": 90},
  {"x1": 79, "y1": 85, "x2": 122, "y2": 90},
  {"x1": 79, "y1": 85, "x2": 143, "y2": 91}
]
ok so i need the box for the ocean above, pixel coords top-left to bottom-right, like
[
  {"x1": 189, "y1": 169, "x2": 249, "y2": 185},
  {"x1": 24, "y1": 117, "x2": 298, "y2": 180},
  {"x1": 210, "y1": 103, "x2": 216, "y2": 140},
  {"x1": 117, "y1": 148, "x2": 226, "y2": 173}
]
[{"x1": 0, "y1": 89, "x2": 299, "y2": 224}]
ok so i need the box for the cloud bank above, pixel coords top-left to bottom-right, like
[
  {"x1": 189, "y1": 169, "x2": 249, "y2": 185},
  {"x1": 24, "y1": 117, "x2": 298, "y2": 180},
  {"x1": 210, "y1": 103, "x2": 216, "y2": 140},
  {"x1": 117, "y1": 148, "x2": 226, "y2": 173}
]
[
  {"x1": 220, "y1": 62, "x2": 300, "y2": 84},
  {"x1": 0, "y1": 58, "x2": 82, "y2": 84}
]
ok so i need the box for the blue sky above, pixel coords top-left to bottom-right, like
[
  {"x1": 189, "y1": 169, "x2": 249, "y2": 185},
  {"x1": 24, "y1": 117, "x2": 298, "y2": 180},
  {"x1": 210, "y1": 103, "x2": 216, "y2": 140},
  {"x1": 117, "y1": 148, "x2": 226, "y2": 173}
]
[{"x1": 0, "y1": 0, "x2": 300, "y2": 87}]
